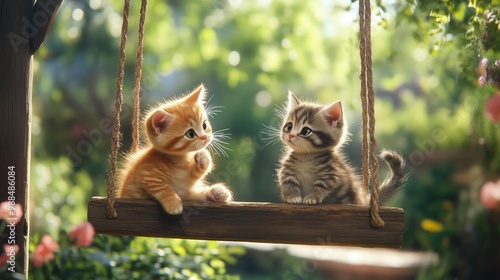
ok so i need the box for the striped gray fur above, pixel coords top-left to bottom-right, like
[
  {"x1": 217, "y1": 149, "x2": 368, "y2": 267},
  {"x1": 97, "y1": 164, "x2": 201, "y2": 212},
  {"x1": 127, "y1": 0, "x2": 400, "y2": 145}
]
[{"x1": 277, "y1": 91, "x2": 407, "y2": 205}]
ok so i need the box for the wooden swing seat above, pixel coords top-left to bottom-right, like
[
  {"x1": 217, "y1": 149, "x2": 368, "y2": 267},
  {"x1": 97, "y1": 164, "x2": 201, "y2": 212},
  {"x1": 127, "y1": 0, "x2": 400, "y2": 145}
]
[
  {"x1": 88, "y1": 197, "x2": 404, "y2": 248},
  {"x1": 88, "y1": 0, "x2": 405, "y2": 250}
]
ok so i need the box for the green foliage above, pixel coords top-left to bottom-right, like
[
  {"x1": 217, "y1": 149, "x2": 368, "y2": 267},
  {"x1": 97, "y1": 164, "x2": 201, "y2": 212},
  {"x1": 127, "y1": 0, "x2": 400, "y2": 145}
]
[
  {"x1": 29, "y1": 231, "x2": 244, "y2": 279},
  {"x1": 393, "y1": 1, "x2": 500, "y2": 279},
  {"x1": 30, "y1": 157, "x2": 93, "y2": 237}
]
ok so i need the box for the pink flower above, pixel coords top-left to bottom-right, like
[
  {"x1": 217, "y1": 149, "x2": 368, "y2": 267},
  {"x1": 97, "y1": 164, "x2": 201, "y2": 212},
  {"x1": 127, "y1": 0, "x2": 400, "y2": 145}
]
[
  {"x1": 32, "y1": 235, "x2": 59, "y2": 267},
  {"x1": 477, "y1": 57, "x2": 488, "y2": 77},
  {"x1": 485, "y1": 93, "x2": 500, "y2": 123},
  {"x1": 478, "y1": 76, "x2": 486, "y2": 88},
  {"x1": 0, "y1": 244, "x2": 18, "y2": 266},
  {"x1": 480, "y1": 179, "x2": 500, "y2": 211},
  {"x1": 69, "y1": 222, "x2": 95, "y2": 247},
  {"x1": 0, "y1": 201, "x2": 23, "y2": 224}
]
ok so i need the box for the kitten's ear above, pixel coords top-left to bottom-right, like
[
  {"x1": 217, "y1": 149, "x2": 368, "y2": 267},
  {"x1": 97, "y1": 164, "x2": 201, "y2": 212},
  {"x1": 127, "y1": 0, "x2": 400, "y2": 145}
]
[
  {"x1": 321, "y1": 101, "x2": 343, "y2": 127},
  {"x1": 186, "y1": 84, "x2": 206, "y2": 104},
  {"x1": 287, "y1": 90, "x2": 300, "y2": 111},
  {"x1": 151, "y1": 109, "x2": 172, "y2": 134}
]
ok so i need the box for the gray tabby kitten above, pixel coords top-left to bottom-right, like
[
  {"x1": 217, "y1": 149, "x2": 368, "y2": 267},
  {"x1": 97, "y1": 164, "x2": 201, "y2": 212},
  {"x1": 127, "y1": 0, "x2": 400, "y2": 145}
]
[{"x1": 277, "y1": 91, "x2": 407, "y2": 205}]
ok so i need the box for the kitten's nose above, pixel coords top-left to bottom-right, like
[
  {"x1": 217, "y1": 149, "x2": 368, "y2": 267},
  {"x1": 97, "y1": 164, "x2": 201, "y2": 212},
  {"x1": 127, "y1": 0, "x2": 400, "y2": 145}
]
[
  {"x1": 288, "y1": 134, "x2": 295, "y2": 140},
  {"x1": 199, "y1": 134, "x2": 208, "y2": 141}
]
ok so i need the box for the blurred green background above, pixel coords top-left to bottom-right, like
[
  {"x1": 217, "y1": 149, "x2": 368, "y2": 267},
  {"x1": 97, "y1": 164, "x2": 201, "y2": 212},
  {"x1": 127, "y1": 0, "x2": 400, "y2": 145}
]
[{"x1": 26, "y1": 0, "x2": 500, "y2": 279}]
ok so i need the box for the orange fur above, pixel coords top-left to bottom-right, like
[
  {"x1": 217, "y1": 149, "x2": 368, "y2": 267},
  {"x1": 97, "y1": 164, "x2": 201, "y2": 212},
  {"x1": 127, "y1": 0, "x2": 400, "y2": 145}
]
[{"x1": 116, "y1": 85, "x2": 233, "y2": 215}]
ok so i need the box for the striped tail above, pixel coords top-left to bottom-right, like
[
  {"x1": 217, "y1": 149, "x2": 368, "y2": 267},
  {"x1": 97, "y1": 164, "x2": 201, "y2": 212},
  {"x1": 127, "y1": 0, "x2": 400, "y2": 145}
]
[{"x1": 377, "y1": 149, "x2": 408, "y2": 205}]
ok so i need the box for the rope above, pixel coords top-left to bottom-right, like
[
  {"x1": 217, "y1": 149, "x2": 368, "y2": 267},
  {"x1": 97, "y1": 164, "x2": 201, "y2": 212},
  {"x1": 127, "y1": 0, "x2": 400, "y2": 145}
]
[
  {"x1": 359, "y1": 0, "x2": 370, "y2": 194},
  {"x1": 359, "y1": 0, "x2": 384, "y2": 228},
  {"x1": 106, "y1": 0, "x2": 132, "y2": 219},
  {"x1": 131, "y1": 0, "x2": 148, "y2": 153},
  {"x1": 106, "y1": 0, "x2": 148, "y2": 219}
]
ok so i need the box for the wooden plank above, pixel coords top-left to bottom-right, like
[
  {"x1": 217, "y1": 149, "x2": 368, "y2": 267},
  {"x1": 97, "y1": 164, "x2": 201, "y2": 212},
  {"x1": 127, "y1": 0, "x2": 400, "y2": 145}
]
[
  {"x1": 0, "y1": 0, "x2": 35, "y2": 273},
  {"x1": 1, "y1": 1, "x2": 61, "y2": 274},
  {"x1": 88, "y1": 197, "x2": 405, "y2": 248}
]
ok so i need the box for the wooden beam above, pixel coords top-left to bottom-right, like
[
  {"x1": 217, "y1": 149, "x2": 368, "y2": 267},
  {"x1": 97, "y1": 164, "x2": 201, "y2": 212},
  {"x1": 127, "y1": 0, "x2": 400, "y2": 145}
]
[
  {"x1": 30, "y1": 0, "x2": 63, "y2": 53},
  {"x1": 0, "y1": 0, "x2": 61, "y2": 275},
  {"x1": 88, "y1": 197, "x2": 405, "y2": 248},
  {"x1": 0, "y1": 0, "x2": 35, "y2": 274}
]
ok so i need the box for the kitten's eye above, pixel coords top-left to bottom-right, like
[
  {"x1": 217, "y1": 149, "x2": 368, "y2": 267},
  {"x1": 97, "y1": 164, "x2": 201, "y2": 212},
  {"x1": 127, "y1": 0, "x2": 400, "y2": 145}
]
[
  {"x1": 185, "y1": 129, "x2": 196, "y2": 139},
  {"x1": 284, "y1": 122, "x2": 293, "y2": 133},
  {"x1": 300, "y1": 127, "x2": 312, "y2": 137},
  {"x1": 202, "y1": 121, "x2": 208, "y2": 131}
]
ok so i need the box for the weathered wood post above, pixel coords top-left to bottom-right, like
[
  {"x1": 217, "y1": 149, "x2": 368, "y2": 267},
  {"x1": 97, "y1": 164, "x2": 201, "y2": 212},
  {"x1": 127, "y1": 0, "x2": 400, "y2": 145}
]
[{"x1": 0, "y1": 0, "x2": 62, "y2": 275}]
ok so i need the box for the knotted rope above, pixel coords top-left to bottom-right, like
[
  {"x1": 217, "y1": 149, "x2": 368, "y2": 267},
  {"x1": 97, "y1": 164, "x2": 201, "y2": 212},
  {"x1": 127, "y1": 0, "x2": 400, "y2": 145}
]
[
  {"x1": 106, "y1": 0, "x2": 148, "y2": 219},
  {"x1": 359, "y1": 0, "x2": 384, "y2": 228}
]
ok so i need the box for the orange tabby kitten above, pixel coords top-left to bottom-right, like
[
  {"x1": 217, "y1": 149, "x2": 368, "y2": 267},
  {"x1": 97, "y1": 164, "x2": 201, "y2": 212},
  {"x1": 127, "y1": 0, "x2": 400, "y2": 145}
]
[{"x1": 116, "y1": 85, "x2": 233, "y2": 215}]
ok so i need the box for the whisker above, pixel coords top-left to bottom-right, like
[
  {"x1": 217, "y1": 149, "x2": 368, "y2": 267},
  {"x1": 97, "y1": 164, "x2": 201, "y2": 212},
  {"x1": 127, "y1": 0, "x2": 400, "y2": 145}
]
[
  {"x1": 260, "y1": 123, "x2": 281, "y2": 146},
  {"x1": 213, "y1": 128, "x2": 231, "y2": 139},
  {"x1": 206, "y1": 145, "x2": 218, "y2": 157},
  {"x1": 209, "y1": 140, "x2": 231, "y2": 158},
  {"x1": 213, "y1": 139, "x2": 231, "y2": 147},
  {"x1": 261, "y1": 133, "x2": 280, "y2": 144},
  {"x1": 274, "y1": 104, "x2": 287, "y2": 121},
  {"x1": 213, "y1": 128, "x2": 230, "y2": 133},
  {"x1": 206, "y1": 142, "x2": 218, "y2": 156},
  {"x1": 262, "y1": 124, "x2": 280, "y2": 133},
  {"x1": 217, "y1": 144, "x2": 230, "y2": 158},
  {"x1": 206, "y1": 94, "x2": 215, "y2": 104},
  {"x1": 264, "y1": 138, "x2": 280, "y2": 147},
  {"x1": 205, "y1": 95, "x2": 223, "y2": 119},
  {"x1": 208, "y1": 128, "x2": 232, "y2": 158}
]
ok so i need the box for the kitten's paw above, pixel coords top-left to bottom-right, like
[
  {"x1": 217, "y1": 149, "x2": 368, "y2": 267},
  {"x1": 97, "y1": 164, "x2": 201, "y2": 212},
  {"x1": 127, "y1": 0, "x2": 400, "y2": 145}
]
[
  {"x1": 162, "y1": 196, "x2": 183, "y2": 215},
  {"x1": 281, "y1": 185, "x2": 302, "y2": 203},
  {"x1": 194, "y1": 150, "x2": 211, "y2": 172},
  {"x1": 208, "y1": 184, "x2": 233, "y2": 202},
  {"x1": 284, "y1": 195, "x2": 302, "y2": 204},
  {"x1": 303, "y1": 194, "x2": 323, "y2": 204}
]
